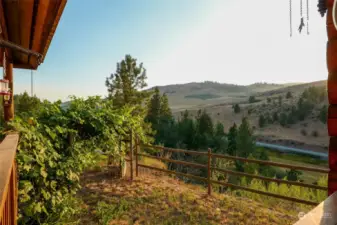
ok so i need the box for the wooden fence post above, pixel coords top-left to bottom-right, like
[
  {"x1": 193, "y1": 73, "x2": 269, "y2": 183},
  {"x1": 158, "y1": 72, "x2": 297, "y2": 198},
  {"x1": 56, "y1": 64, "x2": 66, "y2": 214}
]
[
  {"x1": 135, "y1": 136, "x2": 139, "y2": 177},
  {"x1": 207, "y1": 148, "x2": 212, "y2": 195},
  {"x1": 130, "y1": 130, "x2": 133, "y2": 181}
]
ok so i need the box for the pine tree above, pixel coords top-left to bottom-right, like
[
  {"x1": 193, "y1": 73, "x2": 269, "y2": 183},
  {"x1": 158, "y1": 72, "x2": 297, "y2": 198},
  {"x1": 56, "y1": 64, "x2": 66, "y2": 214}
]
[
  {"x1": 178, "y1": 110, "x2": 196, "y2": 149},
  {"x1": 196, "y1": 110, "x2": 213, "y2": 135},
  {"x1": 236, "y1": 117, "x2": 255, "y2": 171},
  {"x1": 213, "y1": 122, "x2": 227, "y2": 153},
  {"x1": 215, "y1": 122, "x2": 225, "y2": 136},
  {"x1": 258, "y1": 115, "x2": 266, "y2": 128},
  {"x1": 232, "y1": 104, "x2": 241, "y2": 113},
  {"x1": 146, "y1": 87, "x2": 161, "y2": 127},
  {"x1": 105, "y1": 55, "x2": 150, "y2": 108},
  {"x1": 159, "y1": 93, "x2": 172, "y2": 119},
  {"x1": 286, "y1": 91, "x2": 293, "y2": 99},
  {"x1": 227, "y1": 123, "x2": 237, "y2": 156}
]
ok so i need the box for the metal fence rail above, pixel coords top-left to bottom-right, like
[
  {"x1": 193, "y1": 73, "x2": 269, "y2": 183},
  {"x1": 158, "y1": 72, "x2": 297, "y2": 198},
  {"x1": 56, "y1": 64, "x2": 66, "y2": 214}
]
[{"x1": 130, "y1": 143, "x2": 329, "y2": 206}]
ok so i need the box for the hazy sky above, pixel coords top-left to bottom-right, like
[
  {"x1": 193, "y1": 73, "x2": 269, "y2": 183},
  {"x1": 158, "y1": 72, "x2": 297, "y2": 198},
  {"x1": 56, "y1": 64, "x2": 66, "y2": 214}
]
[{"x1": 12, "y1": 0, "x2": 328, "y2": 101}]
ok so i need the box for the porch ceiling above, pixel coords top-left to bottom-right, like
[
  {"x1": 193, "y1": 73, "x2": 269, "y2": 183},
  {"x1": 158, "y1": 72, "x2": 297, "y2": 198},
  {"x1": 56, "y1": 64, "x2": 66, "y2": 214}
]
[{"x1": 0, "y1": 0, "x2": 67, "y2": 70}]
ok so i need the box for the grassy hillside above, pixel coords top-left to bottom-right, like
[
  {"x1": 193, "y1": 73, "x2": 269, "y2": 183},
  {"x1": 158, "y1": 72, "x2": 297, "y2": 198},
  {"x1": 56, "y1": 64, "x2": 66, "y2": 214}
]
[
  {"x1": 149, "y1": 81, "x2": 298, "y2": 110},
  {"x1": 172, "y1": 80, "x2": 328, "y2": 150},
  {"x1": 256, "y1": 80, "x2": 326, "y2": 97}
]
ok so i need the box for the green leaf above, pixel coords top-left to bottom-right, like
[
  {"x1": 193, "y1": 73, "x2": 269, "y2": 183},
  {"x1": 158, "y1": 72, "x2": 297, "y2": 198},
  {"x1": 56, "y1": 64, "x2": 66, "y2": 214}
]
[{"x1": 40, "y1": 168, "x2": 47, "y2": 178}]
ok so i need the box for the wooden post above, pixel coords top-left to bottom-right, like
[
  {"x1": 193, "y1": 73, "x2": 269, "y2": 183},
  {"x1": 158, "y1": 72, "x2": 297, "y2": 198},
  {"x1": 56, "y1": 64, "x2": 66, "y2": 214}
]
[
  {"x1": 4, "y1": 60, "x2": 14, "y2": 122},
  {"x1": 135, "y1": 136, "x2": 139, "y2": 177},
  {"x1": 130, "y1": 131, "x2": 133, "y2": 181},
  {"x1": 327, "y1": 0, "x2": 337, "y2": 195},
  {"x1": 207, "y1": 148, "x2": 212, "y2": 195}
]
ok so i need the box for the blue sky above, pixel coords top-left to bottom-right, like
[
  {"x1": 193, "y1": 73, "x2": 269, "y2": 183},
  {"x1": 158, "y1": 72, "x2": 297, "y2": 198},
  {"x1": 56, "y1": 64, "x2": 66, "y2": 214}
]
[{"x1": 13, "y1": 0, "x2": 328, "y2": 101}]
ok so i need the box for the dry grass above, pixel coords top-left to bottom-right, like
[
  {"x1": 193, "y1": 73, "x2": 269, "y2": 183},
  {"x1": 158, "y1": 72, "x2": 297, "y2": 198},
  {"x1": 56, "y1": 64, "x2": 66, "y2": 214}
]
[{"x1": 70, "y1": 169, "x2": 298, "y2": 225}]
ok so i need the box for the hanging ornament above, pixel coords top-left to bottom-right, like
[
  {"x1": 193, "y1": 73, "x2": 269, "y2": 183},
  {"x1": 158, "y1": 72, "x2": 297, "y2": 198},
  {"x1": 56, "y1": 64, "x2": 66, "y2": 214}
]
[
  {"x1": 306, "y1": 0, "x2": 309, "y2": 35},
  {"x1": 299, "y1": 0, "x2": 305, "y2": 33},
  {"x1": 317, "y1": 0, "x2": 327, "y2": 17},
  {"x1": 290, "y1": 0, "x2": 293, "y2": 37}
]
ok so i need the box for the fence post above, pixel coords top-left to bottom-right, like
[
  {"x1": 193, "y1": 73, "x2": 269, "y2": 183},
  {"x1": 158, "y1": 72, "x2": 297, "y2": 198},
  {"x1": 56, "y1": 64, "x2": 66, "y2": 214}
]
[
  {"x1": 207, "y1": 148, "x2": 212, "y2": 195},
  {"x1": 135, "y1": 136, "x2": 139, "y2": 177},
  {"x1": 130, "y1": 130, "x2": 133, "y2": 181}
]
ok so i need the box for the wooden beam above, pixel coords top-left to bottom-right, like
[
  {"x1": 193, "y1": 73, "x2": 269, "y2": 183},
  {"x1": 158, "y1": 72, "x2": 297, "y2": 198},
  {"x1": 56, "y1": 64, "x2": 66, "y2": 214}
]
[
  {"x1": 18, "y1": 0, "x2": 35, "y2": 64},
  {"x1": 29, "y1": 0, "x2": 50, "y2": 68},
  {"x1": 3, "y1": 0, "x2": 21, "y2": 65},
  {"x1": 40, "y1": 0, "x2": 67, "y2": 60},
  {"x1": 0, "y1": 0, "x2": 12, "y2": 63}
]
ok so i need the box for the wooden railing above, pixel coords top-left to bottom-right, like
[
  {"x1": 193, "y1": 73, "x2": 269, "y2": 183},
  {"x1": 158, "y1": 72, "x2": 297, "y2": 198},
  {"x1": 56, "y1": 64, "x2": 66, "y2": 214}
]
[
  {"x1": 0, "y1": 134, "x2": 19, "y2": 225},
  {"x1": 129, "y1": 143, "x2": 329, "y2": 206}
]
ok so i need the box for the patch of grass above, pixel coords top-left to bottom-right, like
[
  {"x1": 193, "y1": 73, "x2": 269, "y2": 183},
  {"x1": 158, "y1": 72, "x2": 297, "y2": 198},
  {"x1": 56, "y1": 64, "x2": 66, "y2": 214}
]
[
  {"x1": 95, "y1": 199, "x2": 131, "y2": 225},
  {"x1": 141, "y1": 157, "x2": 167, "y2": 169},
  {"x1": 73, "y1": 169, "x2": 298, "y2": 225},
  {"x1": 184, "y1": 94, "x2": 221, "y2": 100}
]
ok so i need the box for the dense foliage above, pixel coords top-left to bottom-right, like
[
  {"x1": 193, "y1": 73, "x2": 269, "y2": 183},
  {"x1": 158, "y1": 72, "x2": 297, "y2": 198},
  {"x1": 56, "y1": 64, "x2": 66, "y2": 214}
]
[
  {"x1": 1, "y1": 55, "x2": 153, "y2": 224},
  {"x1": 4, "y1": 96, "x2": 149, "y2": 224}
]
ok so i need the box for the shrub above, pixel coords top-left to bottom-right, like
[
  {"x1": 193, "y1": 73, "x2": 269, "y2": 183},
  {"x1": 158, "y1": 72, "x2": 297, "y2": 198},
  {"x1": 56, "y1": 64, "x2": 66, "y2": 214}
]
[
  {"x1": 286, "y1": 169, "x2": 302, "y2": 181},
  {"x1": 279, "y1": 113, "x2": 287, "y2": 127},
  {"x1": 278, "y1": 96, "x2": 283, "y2": 105},
  {"x1": 319, "y1": 105, "x2": 328, "y2": 124},
  {"x1": 272, "y1": 112, "x2": 278, "y2": 122},
  {"x1": 259, "y1": 115, "x2": 266, "y2": 128},
  {"x1": 286, "y1": 91, "x2": 293, "y2": 99},
  {"x1": 249, "y1": 96, "x2": 257, "y2": 103},
  {"x1": 267, "y1": 97, "x2": 271, "y2": 103},
  {"x1": 300, "y1": 129, "x2": 307, "y2": 136},
  {"x1": 232, "y1": 104, "x2": 241, "y2": 114},
  {"x1": 312, "y1": 130, "x2": 319, "y2": 137},
  {"x1": 248, "y1": 108, "x2": 253, "y2": 115}
]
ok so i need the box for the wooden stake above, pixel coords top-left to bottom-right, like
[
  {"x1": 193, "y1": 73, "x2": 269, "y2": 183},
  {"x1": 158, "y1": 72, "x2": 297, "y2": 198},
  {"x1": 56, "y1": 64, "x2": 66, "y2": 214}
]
[
  {"x1": 135, "y1": 136, "x2": 139, "y2": 177},
  {"x1": 207, "y1": 148, "x2": 212, "y2": 195},
  {"x1": 130, "y1": 131, "x2": 133, "y2": 181}
]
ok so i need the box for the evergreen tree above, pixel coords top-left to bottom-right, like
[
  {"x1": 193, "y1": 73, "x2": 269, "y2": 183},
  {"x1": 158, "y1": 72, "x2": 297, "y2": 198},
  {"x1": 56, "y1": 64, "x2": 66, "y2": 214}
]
[
  {"x1": 236, "y1": 117, "x2": 255, "y2": 171},
  {"x1": 232, "y1": 104, "x2": 241, "y2": 114},
  {"x1": 178, "y1": 110, "x2": 196, "y2": 149},
  {"x1": 159, "y1": 93, "x2": 171, "y2": 118},
  {"x1": 249, "y1": 96, "x2": 257, "y2": 103},
  {"x1": 105, "y1": 55, "x2": 150, "y2": 107},
  {"x1": 278, "y1": 95, "x2": 283, "y2": 106},
  {"x1": 272, "y1": 112, "x2": 279, "y2": 122},
  {"x1": 279, "y1": 112, "x2": 287, "y2": 126},
  {"x1": 267, "y1": 97, "x2": 271, "y2": 103},
  {"x1": 286, "y1": 91, "x2": 293, "y2": 99},
  {"x1": 146, "y1": 87, "x2": 161, "y2": 127},
  {"x1": 213, "y1": 122, "x2": 227, "y2": 153},
  {"x1": 215, "y1": 122, "x2": 225, "y2": 136},
  {"x1": 319, "y1": 105, "x2": 328, "y2": 124},
  {"x1": 196, "y1": 110, "x2": 213, "y2": 135},
  {"x1": 227, "y1": 123, "x2": 237, "y2": 156},
  {"x1": 258, "y1": 115, "x2": 266, "y2": 128}
]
